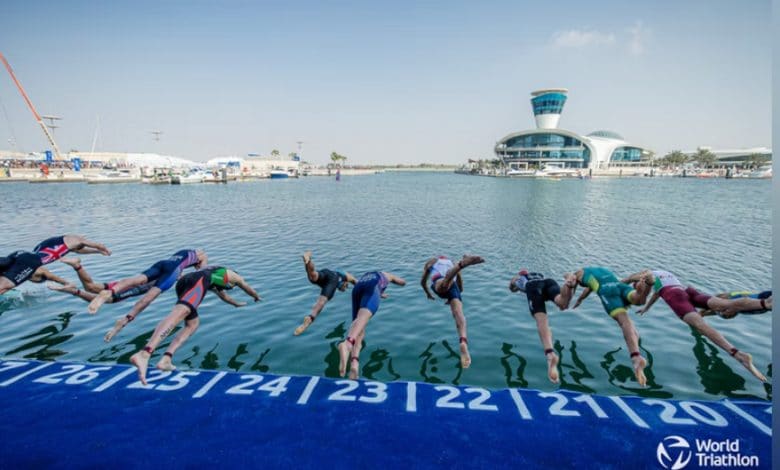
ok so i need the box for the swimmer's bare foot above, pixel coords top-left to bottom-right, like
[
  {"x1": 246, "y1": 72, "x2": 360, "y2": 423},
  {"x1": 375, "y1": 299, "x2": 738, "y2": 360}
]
[
  {"x1": 294, "y1": 315, "x2": 314, "y2": 336},
  {"x1": 130, "y1": 350, "x2": 151, "y2": 385},
  {"x1": 546, "y1": 351, "x2": 560, "y2": 383},
  {"x1": 302, "y1": 251, "x2": 312, "y2": 266},
  {"x1": 87, "y1": 290, "x2": 111, "y2": 314},
  {"x1": 459, "y1": 254, "x2": 484, "y2": 268},
  {"x1": 61, "y1": 257, "x2": 81, "y2": 270},
  {"x1": 348, "y1": 356, "x2": 359, "y2": 380},
  {"x1": 337, "y1": 341, "x2": 350, "y2": 377},
  {"x1": 460, "y1": 341, "x2": 472, "y2": 368},
  {"x1": 156, "y1": 355, "x2": 176, "y2": 372},
  {"x1": 97, "y1": 244, "x2": 112, "y2": 256},
  {"x1": 632, "y1": 354, "x2": 647, "y2": 387},
  {"x1": 104, "y1": 317, "x2": 127, "y2": 342},
  {"x1": 47, "y1": 282, "x2": 78, "y2": 294},
  {"x1": 734, "y1": 351, "x2": 767, "y2": 382}
]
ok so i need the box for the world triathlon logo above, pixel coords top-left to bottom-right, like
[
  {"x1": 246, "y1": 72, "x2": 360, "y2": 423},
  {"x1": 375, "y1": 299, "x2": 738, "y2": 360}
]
[{"x1": 656, "y1": 436, "x2": 692, "y2": 470}]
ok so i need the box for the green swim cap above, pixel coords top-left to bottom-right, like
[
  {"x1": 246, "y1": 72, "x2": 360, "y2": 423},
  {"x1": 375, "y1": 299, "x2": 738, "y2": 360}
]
[{"x1": 210, "y1": 267, "x2": 229, "y2": 288}]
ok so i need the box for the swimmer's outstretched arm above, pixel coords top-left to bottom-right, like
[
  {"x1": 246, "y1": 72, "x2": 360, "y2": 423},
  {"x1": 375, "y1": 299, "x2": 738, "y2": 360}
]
[
  {"x1": 571, "y1": 287, "x2": 591, "y2": 309},
  {"x1": 31, "y1": 267, "x2": 69, "y2": 285},
  {"x1": 620, "y1": 272, "x2": 644, "y2": 284},
  {"x1": 421, "y1": 258, "x2": 436, "y2": 300},
  {"x1": 386, "y1": 272, "x2": 407, "y2": 286},
  {"x1": 214, "y1": 289, "x2": 246, "y2": 307},
  {"x1": 227, "y1": 271, "x2": 261, "y2": 302},
  {"x1": 636, "y1": 291, "x2": 660, "y2": 315}
]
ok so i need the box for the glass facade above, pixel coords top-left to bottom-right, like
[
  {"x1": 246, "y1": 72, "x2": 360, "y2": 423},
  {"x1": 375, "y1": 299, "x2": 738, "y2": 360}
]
[
  {"x1": 498, "y1": 132, "x2": 590, "y2": 168},
  {"x1": 531, "y1": 92, "x2": 567, "y2": 115},
  {"x1": 610, "y1": 146, "x2": 643, "y2": 162}
]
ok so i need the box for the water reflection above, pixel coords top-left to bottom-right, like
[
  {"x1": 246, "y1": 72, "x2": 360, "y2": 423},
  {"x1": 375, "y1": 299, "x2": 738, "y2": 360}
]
[
  {"x1": 499, "y1": 342, "x2": 528, "y2": 388},
  {"x1": 690, "y1": 330, "x2": 761, "y2": 400},
  {"x1": 362, "y1": 349, "x2": 401, "y2": 382},
  {"x1": 5, "y1": 311, "x2": 75, "y2": 361},
  {"x1": 556, "y1": 340, "x2": 596, "y2": 394},
  {"x1": 250, "y1": 347, "x2": 271, "y2": 373},
  {"x1": 200, "y1": 344, "x2": 220, "y2": 369},
  {"x1": 418, "y1": 340, "x2": 463, "y2": 385},
  {"x1": 89, "y1": 330, "x2": 158, "y2": 364},
  {"x1": 227, "y1": 343, "x2": 249, "y2": 371},
  {"x1": 599, "y1": 341, "x2": 671, "y2": 398}
]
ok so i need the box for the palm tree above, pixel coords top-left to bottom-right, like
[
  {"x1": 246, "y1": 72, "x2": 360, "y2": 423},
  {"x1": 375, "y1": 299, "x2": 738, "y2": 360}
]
[
  {"x1": 745, "y1": 152, "x2": 770, "y2": 169},
  {"x1": 330, "y1": 151, "x2": 347, "y2": 167},
  {"x1": 693, "y1": 148, "x2": 717, "y2": 168},
  {"x1": 661, "y1": 150, "x2": 688, "y2": 167},
  {"x1": 271, "y1": 149, "x2": 280, "y2": 157}
]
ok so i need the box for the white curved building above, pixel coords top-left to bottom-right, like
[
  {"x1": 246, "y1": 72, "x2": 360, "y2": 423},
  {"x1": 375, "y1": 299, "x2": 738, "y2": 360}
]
[{"x1": 495, "y1": 89, "x2": 653, "y2": 170}]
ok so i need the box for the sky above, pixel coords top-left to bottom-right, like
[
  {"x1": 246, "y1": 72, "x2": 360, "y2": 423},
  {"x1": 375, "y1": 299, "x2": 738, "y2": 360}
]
[{"x1": 0, "y1": 0, "x2": 771, "y2": 165}]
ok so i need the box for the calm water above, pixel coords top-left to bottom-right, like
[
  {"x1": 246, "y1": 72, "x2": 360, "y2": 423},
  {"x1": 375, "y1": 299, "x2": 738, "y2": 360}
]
[{"x1": 0, "y1": 173, "x2": 772, "y2": 400}]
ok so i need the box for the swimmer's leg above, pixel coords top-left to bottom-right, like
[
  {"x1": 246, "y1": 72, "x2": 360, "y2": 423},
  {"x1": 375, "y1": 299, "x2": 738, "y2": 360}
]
[
  {"x1": 449, "y1": 299, "x2": 471, "y2": 368},
  {"x1": 533, "y1": 312, "x2": 559, "y2": 383},
  {"x1": 682, "y1": 312, "x2": 767, "y2": 382},
  {"x1": 64, "y1": 234, "x2": 111, "y2": 256},
  {"x1": 130, "y1": 304, "x2": 190, "y2": 385},
  {"x1": 157, "y1": 316, "x2": 199, "y2": 371},
  {"x1": 60, "y1": 257, "x2": 104, "y2": 293},
  {"x1": 47, "y1": 283, "x2": 96, "y2": 302},
  {"x1": 302, "y1": 251, "x2": 318, "y2": 283},
  {"x1": 88, "y1": 274, "x2": 148, "y2": 313},
  {"x1": 348, "y1": 330, "x2": 365, "y2": 380},
  {"x1": 613, "y1": 311, "x2": 646, "y2": 387},
  {"x1": 338, "y1": 309, "x2": 372, "y2": 377},
  {"x1": 439, "y1": 254, "x2": 484, "y2": 291}
]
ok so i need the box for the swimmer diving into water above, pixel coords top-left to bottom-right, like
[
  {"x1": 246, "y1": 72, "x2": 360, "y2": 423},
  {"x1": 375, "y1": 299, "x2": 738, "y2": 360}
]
[
  {"x1": 337, "y1": 270, "x2": 406, "y2": 380},
  {"x1": 624, "y1": 269, "x2": 768, "y2": 382},
  {"x1": 130, "y1": 266, "x2": 261, "y2": 384},
  {"x1": 568, "y1": 266, "x2": 652, "y2": 387},
  {"x1": 421, "y1": 254, "x2": 484, "y2": 369},
  {"x1": 509, "y1": 269, "x2": 577, "y2": 383},
  {"x1": 293, "y1": 251, "x2": 356, "y2": 335}
]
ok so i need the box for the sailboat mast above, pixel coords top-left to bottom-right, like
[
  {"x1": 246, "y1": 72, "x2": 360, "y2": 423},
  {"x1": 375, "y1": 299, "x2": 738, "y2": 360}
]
[{"x1": 0, "y1": 52, "x2": 63, "y2": 160}]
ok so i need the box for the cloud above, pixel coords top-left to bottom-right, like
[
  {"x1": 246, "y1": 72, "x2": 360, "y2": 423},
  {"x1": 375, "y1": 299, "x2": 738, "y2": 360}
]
[
  {"x1": 550, "y1": 29, "x2": 616, "y2": 48},
  {"x1": 626, "y1": 21, "x2": 649, "y2": 56}
]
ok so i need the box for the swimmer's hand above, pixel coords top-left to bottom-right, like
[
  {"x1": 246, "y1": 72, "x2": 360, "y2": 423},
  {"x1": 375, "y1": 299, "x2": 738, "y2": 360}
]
[
  {"x1": 234, "y1": 301, "x2": 248, "y2": 307},
  {"x1": 426, "y1": 294, "x2": 435, "y2": 300},
  {"x1": 380, "y1": 293, "x2": 389, "y2": 299},
  {"x1": 636, "y1": 307, "x2": 647, "y2": 316},
  {"x1": 572, "y1": 300, "x2": 582, "y2": 309},
  {"x1": 253, "y1": 295, "x2": 262, "y2": 302}
]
